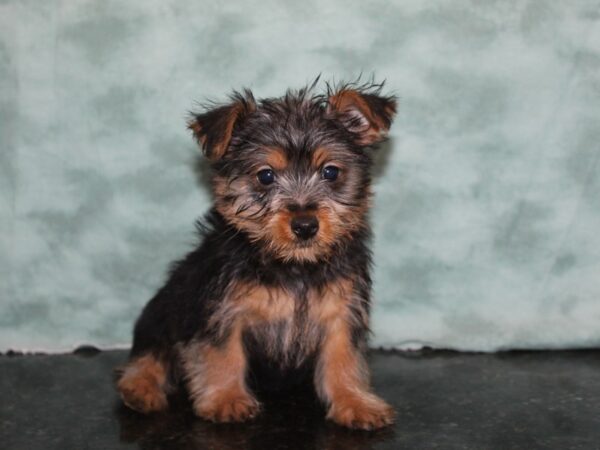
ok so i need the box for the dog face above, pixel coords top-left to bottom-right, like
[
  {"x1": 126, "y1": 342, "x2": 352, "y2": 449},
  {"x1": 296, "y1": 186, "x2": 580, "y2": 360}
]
[{"x1": 189, "y1": 82, "x2": 396, "y2": 262}]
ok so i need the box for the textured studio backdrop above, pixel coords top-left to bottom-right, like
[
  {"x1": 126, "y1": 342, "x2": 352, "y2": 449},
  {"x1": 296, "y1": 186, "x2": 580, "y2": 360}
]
[{"x1": 1, "y1": 0, "x2": 599, "y2": 353}]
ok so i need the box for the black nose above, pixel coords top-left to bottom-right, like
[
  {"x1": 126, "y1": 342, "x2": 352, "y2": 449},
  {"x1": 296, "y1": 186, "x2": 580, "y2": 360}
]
[{"x1": 291, "y1": 216, "x2": 319, "y2": 240}]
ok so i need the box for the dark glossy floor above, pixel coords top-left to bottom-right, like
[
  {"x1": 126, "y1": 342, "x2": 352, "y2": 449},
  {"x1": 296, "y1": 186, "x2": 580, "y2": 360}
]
[{"x1": 1, "y1": 349, "x2": 600, "y2": 450}]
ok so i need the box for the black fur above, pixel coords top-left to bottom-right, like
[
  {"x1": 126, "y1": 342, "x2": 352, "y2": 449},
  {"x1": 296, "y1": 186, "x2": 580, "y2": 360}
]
[
  {"x1": 120, "y1": 80, "x2": 397, "y2": 427},
  {"x1": 130, "y1": 208, "x2": 372, "y2": 362}
]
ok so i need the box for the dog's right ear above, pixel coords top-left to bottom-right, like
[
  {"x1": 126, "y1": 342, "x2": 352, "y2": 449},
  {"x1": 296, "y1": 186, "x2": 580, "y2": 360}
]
[{"x1": 188, "y1": 91, "x2": 255, "y2": 160}]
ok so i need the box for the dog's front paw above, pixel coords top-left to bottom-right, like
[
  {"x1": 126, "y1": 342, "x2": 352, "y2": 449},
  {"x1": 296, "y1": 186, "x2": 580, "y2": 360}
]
[
  {"x1": 118, "y1": 374, "x2": 168, "y2": 414},
  {"x1": 194, "y1": 389, "x2": 261, "y2": 423},
  {"x1": 327, "y1": 393, "x2": 395, "y2": 430}
]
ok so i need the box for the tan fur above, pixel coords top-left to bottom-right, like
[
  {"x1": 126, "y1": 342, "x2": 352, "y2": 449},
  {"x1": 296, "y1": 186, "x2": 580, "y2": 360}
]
[
  {"x1": 206, "y1": 282, "x2": 295, "y2": 334},
  {"x1": 313, "y1": 207, "x2": 339, "y2": 252},
  {"x1": 181, "y1": 324, "x2": 260, "y2": 423},
  {"x1": 181, "y1": 282, "x2": 300, "y2": 422},
  {"x1": 189, "y1": 100, "x2": 256, "y2": 160},
  {"x1": 308, "y1": 278, "x2": 354, "y2": 323},
  {"x1": 328, "y1": 89, "x2": 393, "y2": 145},
  {"x1": 187, "y1": 121, "x2": 203, "y2": 143},
  {"x1": 313, "y1": 278, "x2": 395, "y2": 430},
  {"x1": 216, "y1": 104, "x2": 246, "y2": 159},
  {"x1": 212, "y1": 154, "x2": 371, "y2": 263},
  {"x1": 117, "y1": 354, "x2": 169, "y2": 414},
  {"x1": 265, "y1": 207, "x2": 336, "y2": 263},
  {"x1": 137, "y1": 83, "x2": 397, "y2": 430},
  {"x1": 271, "y1": 209, "x2": 299, "y2": 256},
  {"x1": 213, "y1": 175, "x2": 269, "y2": 238},
  {"x1": 239, "y1": 283, "x2": 296, "y2": 323},
  {"x1": 263, "y1": 201, "x2": 367, "y2": 263},
  {"x1": 181, "y1": 276, "x2": 392, "y2": 428},
  {"x1": 264, "y1": 147, "x2": 288, "y2": 171},
  {"x1": 311, "y1": 146, "x2": 331, "y2": 168}
]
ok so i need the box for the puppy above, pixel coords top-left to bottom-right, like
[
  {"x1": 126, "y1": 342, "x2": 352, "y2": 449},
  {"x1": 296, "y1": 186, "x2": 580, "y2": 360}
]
[{"x1": 116, "y1": 80, "x2": 397, "y2": 430}]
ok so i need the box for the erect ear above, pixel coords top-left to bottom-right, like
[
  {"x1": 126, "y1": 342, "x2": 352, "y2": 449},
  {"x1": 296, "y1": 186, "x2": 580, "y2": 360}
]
[
  {"x1": 327, "y1": 86, "x2": 397, "y2": 146},
  {"x1": 188, "y1": 91, "x2": 255, "y2": 160}
]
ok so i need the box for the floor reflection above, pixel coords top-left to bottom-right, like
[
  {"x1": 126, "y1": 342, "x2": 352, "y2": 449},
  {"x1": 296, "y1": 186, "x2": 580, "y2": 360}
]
[{"x1": 115, "y1": 386, "x2": 395, "y2": 450}]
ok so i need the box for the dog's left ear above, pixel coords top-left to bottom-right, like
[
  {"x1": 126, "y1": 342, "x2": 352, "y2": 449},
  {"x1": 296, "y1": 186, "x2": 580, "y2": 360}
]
[
  {"x1": 327, "y1": 88, "x2": 397, "y2": 146},
  {"x1": 188, "y1": 91, "x2": 256, "y2": 160}
]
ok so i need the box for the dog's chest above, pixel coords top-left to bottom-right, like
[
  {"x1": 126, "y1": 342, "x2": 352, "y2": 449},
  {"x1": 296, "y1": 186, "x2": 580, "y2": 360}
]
[{"x1": 238, "y1": 281, "x2": 350, "y2": 365}]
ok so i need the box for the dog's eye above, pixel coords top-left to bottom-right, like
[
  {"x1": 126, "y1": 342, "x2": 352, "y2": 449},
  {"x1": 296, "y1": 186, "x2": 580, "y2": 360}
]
[
  {"x1": 257, "y1": 168, "x2": 275, "y2": 185},
  {"x1": 322, "y1": 165, "x2": 339, "y2": 181}
]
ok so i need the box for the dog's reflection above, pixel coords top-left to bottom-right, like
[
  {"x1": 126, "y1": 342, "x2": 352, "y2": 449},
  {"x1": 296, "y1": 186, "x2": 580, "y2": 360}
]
[{"x1": 116, "y1": 387, "x2": 394, "y2": 450}]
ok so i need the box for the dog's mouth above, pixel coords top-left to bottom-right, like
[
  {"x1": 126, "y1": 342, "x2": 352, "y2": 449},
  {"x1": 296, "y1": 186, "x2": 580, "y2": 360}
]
[{"x1": 294, "y1": 237, "x2": 317, "y2": 248}]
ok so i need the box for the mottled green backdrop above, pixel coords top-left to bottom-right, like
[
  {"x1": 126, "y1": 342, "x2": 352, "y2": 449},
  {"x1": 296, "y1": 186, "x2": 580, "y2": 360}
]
[{"x1": 1, "y1": 0, "x2": 599, "y2": 352}]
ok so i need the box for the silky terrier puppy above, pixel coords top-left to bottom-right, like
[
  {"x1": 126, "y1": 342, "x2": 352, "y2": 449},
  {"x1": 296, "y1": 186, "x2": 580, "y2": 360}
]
[{"x1": 116, "y1": 80, "x2": 397, "y2": 430}]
